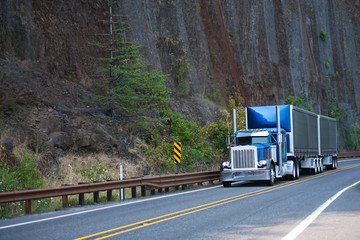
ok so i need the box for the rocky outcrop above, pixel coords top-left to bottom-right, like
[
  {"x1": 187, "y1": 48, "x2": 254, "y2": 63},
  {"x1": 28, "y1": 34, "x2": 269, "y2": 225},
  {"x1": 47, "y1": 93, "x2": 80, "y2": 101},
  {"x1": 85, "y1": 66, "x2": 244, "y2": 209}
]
[{"x1": 1, "y1": 0, "x2": 360, "y2": 177}]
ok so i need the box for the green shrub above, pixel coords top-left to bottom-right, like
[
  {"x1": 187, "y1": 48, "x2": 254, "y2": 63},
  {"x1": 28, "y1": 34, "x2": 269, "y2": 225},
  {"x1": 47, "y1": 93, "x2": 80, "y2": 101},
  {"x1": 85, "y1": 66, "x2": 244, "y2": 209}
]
[
  {"x1": 325, "y1": 58, "x2": 331, "y2": 68},
  {"x1": 320, "y1": 30, "x2": 328, "y2": 41},
  {"x1": 328, "y1": 97, "x2": 342, "y2": 121},
  {"x1": 0, "y1": 149, "x2": 44, "y2": 218},
  {"x1": 284, "y1": 91, "x2": 313, "y2": 112}
]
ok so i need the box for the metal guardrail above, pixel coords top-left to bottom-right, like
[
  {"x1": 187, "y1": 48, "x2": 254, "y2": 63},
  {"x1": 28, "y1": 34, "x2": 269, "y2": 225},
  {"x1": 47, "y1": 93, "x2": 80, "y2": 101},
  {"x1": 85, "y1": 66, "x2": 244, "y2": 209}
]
[
  {"x1": 338, "y1": 152, "x2": 360, "y2": 159},
  {"x1": 1, "y1": 152, "x2": 359, "y2": 215},
  {"x1": 0, "y1": 170, "x2": 220, "y2": 214}
]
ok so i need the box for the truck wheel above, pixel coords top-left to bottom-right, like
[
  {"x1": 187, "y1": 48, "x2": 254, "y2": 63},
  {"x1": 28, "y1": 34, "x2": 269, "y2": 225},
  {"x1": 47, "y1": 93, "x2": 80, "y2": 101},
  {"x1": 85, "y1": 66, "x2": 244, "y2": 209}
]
[
  {"x1": 334, "y1": 158, "x2": 338, "y2": 169},
  {"x1": 320, "y1": 160, "x2": 324, "y2": 173},
  {"x1": 267, "y1": 164, "x2": 275, "y2": 186},
  {"x1": 330, "y1": 158, "x2": 335, "y2": 169},
  {"x1": 327, "y1": 159, "x2": 334, "y2": 170},
  {"x1": 222, "y1": 181, "x2": 232, "y2": 187},
  {"x1": 289, "y1": 162, "x2": 296, "y2": 180},
  {"x1": 312, "y1": 161, "x2": 318, "y2": 175}
]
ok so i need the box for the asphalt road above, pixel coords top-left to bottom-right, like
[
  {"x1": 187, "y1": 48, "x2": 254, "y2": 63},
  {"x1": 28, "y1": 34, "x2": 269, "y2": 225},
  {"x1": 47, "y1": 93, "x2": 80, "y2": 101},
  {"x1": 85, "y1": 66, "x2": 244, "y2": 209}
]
[{"x1": 1, "y1": 159, "x2": 359, "y2": 240}]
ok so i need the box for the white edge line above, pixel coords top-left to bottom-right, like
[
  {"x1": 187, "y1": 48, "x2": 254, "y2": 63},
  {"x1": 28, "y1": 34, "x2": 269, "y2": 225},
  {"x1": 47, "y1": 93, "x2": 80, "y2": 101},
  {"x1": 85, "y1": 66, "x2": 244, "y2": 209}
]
[
  {"x1": 0, "y1": 185, "x2": 221, "y2": 230},
  {"x1": 2, "y1": 160, "x2": 359, "y2": 231},
  {"x1": 339, "y1": 159, "x2": 360, "y2": 163},
  {"x1": 282, "y1": 179, "x2": 360, "y2": 240}
]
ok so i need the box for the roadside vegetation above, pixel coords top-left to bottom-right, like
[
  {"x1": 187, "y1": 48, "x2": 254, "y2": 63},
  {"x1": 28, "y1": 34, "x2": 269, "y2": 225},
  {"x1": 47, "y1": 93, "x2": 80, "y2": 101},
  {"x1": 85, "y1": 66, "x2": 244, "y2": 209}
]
[
  {"x1": 0, "y1": 19, "x2": 246, "y2": 217},
  {"x1": 91, "y1": 19, "x2": 245, "y2": 174},
  {"x1": 0, "y1": 148, "x2": 44, "y2": 218}
]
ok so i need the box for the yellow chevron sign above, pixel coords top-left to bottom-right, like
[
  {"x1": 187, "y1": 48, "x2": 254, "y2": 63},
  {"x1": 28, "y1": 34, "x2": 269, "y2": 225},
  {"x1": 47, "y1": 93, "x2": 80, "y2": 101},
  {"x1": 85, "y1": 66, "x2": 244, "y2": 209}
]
[{"x1": 174, "y1": 142, "x2": 181, "y2": 164}]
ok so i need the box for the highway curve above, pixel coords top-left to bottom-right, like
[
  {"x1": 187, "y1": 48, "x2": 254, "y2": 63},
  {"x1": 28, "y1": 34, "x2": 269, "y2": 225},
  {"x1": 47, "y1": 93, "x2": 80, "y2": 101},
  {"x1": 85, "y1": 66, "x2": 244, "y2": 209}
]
[{"x1": 1, "y1": 159, "x2": 359, "y2": 240}]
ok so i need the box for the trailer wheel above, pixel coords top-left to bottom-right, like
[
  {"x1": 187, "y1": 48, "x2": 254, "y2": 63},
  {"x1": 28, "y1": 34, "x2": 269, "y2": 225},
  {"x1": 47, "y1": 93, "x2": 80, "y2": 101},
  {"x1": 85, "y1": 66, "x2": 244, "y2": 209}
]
[
  {"x1": 320, "y1": 160, "x2": 324, "y2": 173},
  {"x1": 331, "y1": 158, "x2": 335, "y2": 169},
  {"x1": 327, "y1": 158, "x2": 334, "y2": 170},
  {"x1": 222, "y1": 181, "x2": 232, "y2": 187},
  {"x1": 312, "y1": 161, "x2": 318, "y2": 175},
  {"x1": 267, "y1": 164, "x2": 275, "y2": 186}
]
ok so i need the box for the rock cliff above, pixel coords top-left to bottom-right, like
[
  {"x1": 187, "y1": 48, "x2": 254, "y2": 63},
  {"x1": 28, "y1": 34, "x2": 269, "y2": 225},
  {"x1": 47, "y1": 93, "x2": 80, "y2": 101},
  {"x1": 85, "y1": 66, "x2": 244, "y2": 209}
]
[{"x1": 1, "y1": 0, "x2": 359, "y2": 178}]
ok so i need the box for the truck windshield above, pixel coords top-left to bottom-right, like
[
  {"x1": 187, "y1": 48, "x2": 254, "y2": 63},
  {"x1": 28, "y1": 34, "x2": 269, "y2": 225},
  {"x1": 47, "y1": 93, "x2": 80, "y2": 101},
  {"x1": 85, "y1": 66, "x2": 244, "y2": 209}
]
[{"x1": 237, "y1": 136, "x2": 268, "y2": 145}]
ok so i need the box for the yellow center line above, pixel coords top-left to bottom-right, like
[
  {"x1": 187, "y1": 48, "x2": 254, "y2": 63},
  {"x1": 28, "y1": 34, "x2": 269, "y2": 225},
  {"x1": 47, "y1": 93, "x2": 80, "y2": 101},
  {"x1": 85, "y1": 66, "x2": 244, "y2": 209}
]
[{"x1": 75, "y1": 163, "x2": 360, "y2": 240}]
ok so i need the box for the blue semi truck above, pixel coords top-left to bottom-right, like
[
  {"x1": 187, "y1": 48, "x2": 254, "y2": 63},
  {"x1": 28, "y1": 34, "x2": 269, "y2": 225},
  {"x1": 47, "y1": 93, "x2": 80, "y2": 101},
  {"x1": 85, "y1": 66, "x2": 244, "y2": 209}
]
[{"x1": 220, "y1": 105, "x2": 337, "y2": 187}]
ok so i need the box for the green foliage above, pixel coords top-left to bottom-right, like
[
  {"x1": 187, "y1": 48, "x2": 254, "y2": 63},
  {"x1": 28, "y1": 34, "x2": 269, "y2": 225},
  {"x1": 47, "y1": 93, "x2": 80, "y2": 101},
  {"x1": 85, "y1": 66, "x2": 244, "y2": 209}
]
[
  {"x1": 0, "y1": 149, "x2": 44, "y2": 192},
  {"x1": 328, "y1": 97, "x2": 342, "y2": 121},
  {"x1": 174, "y1": 58, "x2": 190, "y2": 96},
  {"x1": 0, "y1": 149, "x2": 44, "y2": 218},
  {"x1": 143, "y1": 94, "x2": 246, "y2": 174},
  {"x1": 284, "y1": 91, "x2": 313, "y2": 111},
  {"x1": 325, "y1": 58, "x2": 331, "y2": 69},
  {"x1": 93, "y1": 21, "x2": 170, "y2": 118},
  {"x1": 346, "y1": 122, "x2": 360, "y2": 150},
  {"x1": 92, "y1": 19, "x2": 247, "y2": 175},
  {"x1": 202, "y1": 94, "x2": 245, "y2": 153},
  {"x1": 320, "y1": 30, "x2": 328, "y2": 41},
  {"x1": 143, "y1": 109, "x2": 222, "y2": 173}
]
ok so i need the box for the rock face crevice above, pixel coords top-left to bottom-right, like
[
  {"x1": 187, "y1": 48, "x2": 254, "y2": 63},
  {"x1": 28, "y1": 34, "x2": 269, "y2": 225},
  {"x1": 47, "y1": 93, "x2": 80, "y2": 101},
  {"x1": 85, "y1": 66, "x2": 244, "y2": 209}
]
[{"x1": 1, "y1": 0, "x2": 359, "y2": 174}]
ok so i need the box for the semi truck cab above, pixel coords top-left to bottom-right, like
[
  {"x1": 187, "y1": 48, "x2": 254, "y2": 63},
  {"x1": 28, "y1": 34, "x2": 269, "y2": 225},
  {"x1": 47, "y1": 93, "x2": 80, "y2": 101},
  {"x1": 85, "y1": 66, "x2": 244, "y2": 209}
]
[{"x1": 221, "y1": 127, "x2": 288, "y2": 187}]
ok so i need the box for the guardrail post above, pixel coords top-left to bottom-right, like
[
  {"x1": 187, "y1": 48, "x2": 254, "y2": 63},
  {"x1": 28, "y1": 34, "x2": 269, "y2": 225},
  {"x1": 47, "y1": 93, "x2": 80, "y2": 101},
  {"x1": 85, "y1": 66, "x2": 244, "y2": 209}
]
[
  {"x1": 25, "y1": 200, "x2": 32, "y2": 214},
  {"x1": 106, "y1": 180, "x2": 114, "y2": 201},
  {"x1": 131, "y1": 186, "x2": 136, "y2": 198},
  {"x1": 107, "y1": 190, "x2": 112, "y2": 201},
  {"x1": 79, "y1": 182, "x2": 89, "y2": 206},
  {"x1": 62, "y1": 195, "x2": 69, "y2": 208},
  {"x1": 94, "y1": 192, "x2": 99, "y2": 203},
  {"x1": 93, "y1": 181, "x2": 102, "y2": 203},
  {"x1": 141, "y1": 186, "x2": 146, "y2": 197},
  {"x1": 61, "y1": 184, "x2": 73, "y2": 208},
  {"x1": 79, "y1": 193, "x2": 85, "y2": 206}
]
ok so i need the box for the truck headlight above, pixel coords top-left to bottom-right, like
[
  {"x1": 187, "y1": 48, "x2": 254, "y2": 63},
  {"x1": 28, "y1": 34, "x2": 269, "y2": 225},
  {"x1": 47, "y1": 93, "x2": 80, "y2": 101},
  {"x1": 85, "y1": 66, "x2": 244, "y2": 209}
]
[
  {"x1": 222, "y1": 161, "x2": 231, "y2": 169},
  {"x1": 259, "y1": 160, "x2": 267, "y2": 166}
]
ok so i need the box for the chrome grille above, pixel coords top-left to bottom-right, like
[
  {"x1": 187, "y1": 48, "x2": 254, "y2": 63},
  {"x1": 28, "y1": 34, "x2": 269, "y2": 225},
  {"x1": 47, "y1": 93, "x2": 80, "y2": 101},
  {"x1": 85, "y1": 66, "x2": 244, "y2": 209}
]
[{"x1": 232, "y1": 148, "x2": 256, "y2": 169}]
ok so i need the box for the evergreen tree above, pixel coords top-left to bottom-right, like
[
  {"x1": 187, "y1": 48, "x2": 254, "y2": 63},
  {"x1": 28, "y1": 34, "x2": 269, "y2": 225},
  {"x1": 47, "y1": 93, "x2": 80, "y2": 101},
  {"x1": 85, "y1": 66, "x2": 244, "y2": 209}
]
[{"x1": 93, "y1": 20, "x2": 170, "y2": 120}]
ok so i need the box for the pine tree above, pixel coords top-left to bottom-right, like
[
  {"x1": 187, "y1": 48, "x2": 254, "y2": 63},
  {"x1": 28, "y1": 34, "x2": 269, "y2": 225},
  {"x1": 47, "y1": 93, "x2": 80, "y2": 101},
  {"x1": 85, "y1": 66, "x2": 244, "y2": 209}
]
[{"x1": 93, "y1": 19, "x2": 170, "y2": 120}]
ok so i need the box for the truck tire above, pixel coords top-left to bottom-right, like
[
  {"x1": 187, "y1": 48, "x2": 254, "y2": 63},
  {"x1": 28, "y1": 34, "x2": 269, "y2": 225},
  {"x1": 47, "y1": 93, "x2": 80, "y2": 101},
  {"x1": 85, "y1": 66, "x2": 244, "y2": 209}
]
[
  {"x1": 222, "y1": 181, "x2": 232, "y2": 187},
  {"x1": 320, "y1": 160, "x2": 324, "y2": 173},
  {"x1": 267, "y1": 164, "x2": 275, "y2": 186},
  {"x1": 329, "y1": 158, "x2": 335, "y2": 170},
  {"x1": 312, "y1": 161, "x2": 318, "y2": 175},
  {"x1": 289, "y1": 162, "x2": 296, "y2": 180}
]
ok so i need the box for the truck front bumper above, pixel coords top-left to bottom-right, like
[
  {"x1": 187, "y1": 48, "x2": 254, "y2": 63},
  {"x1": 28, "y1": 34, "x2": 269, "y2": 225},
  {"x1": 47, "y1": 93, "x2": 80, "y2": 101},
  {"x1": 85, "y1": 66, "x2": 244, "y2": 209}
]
[{"x1": 221, "y1": 169, "x2": 270, "y2": 182}]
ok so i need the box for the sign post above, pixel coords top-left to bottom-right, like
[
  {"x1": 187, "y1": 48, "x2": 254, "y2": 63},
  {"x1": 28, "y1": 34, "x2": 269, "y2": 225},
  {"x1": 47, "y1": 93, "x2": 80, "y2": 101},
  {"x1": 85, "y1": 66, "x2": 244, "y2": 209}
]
[{"x1": 174, "y1": 142, "x2": 181, "y2": 174}]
